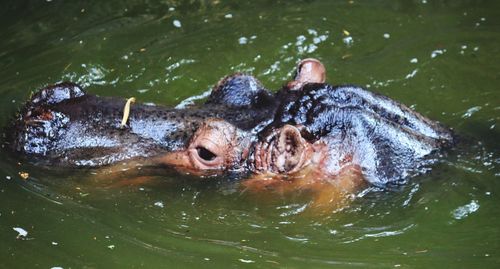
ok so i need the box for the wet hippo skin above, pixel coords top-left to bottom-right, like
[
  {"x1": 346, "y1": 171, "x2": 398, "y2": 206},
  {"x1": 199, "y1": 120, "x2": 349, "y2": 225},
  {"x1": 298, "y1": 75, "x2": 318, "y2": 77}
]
[
  {"x1": 7, "y1": 74, "x2": 278, "y2": 167},
  {"x1": 251, "y1": 83, "x2": 454, "y2": 186}
]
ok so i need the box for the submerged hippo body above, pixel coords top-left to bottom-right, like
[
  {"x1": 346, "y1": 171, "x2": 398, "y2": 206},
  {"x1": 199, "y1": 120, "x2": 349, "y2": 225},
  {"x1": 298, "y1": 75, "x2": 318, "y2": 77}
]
[{"x1": 8, "y1": 74, "x2": 277, "y2": 167}]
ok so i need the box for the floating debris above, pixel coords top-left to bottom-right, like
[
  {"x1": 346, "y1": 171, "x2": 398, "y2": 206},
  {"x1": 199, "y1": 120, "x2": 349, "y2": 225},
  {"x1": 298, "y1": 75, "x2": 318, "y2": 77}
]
[
  {"x1": 306, "y1": 44, "x2": 318, "y2": 53},
  {"x1": 313, "y1": 35, "x2": 327, "y2": 44},
  {"x1": 431, "y1": 49, "x2": 446, "y2": 58},
  {"x1": 238, "y1": 259, "x2": 255, "y2": 264},
  {"x1": 342, "y1": 54, "x2": 352, "y2": 60},
  {"x1": 452, "y1": 200, "x2": 479, "y2": 220},
  {"x1": 172, "y1": 20, "x2": 182, "y2": 28},
  {"x1": 238, "y1": 37, "x2": 248, "y2": 45},
  {"x1": 462, "y1": 106, "x2": 481, "y2": 118},
  {"x1": 343, "y1": 36, "x2": 354, "y2": 46},
  {"x1": 224, "y1": 14, "x2": 233, "y2": 19},
  {"x1": 18, "y1": 172, "x2": 29, "y2": 180},
  {"x1": 107, "y1": 245, "x2": 115, "y2": 250},
  {"x1": 13, "y1": 227, "x2": 28, "y2": 239},
  {"x1": 308, "y1": 29, "x2": 318, "y2": 36},
  {"x1": 295, "y1": 35, "x2": 306, "y2": 46},
  {"x1": 405, "y1": 69, "x2": 418, "y2": 79},
  {"x1": 383, "y1": 33, "x2": 390, "y2": 39},
  {"x1": 154, "y1": 201, "x2": 164, "y2": 208},
  {"x1": 410, "y1": 58, "x2": 418, "y2": 64}
]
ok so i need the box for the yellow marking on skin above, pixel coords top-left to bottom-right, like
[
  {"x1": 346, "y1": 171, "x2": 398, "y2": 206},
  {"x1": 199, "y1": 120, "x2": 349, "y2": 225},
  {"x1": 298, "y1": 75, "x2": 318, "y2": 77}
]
[{"x1": 120, "y1": 97, "x2": 136, "y2": 128}]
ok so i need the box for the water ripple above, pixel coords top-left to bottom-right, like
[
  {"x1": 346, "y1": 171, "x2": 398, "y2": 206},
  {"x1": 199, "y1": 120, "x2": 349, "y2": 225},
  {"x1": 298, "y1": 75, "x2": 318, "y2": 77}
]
[
  {"x1": 342, "y1": 224, "x2": 415, "y2": 244},
  {"x1": 452, "y1": 200, "x2": 480, "y2": 220}
]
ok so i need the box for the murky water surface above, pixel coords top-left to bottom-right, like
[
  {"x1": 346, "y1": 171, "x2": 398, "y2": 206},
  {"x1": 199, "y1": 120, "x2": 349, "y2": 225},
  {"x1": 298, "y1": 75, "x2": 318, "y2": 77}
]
[{"x1": 1, "y1": 0, "x2": 499, "y2": 268}]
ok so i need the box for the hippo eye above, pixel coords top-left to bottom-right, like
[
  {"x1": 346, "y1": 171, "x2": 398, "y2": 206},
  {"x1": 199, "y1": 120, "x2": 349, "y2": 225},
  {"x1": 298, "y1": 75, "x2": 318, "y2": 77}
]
[{"x1": 196, "y1": 146, "x2": 217, "y2": 161}]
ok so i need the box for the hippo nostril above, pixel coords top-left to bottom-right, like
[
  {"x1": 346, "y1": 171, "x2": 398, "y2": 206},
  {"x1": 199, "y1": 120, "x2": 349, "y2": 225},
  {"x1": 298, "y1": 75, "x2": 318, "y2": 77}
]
[
  {"x1": 273, "y1": 125, "x2": 306, "y2": 173},
  {"x1": 196, "y1": 146, "x2": 217, "y2": 161}
]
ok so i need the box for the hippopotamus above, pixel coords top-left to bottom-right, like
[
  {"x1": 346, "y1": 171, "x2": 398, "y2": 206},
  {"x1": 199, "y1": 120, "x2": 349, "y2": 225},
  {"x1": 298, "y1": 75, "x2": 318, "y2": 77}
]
[
  {"x1": 162, "y1": 81, "x2": 454, "y2": 187},
  {"x1": 6, "y1": 58, "x2": 453, "y2": 205},
  {"x1": 6, "y1": 59, "x2": 325, "y2": 168}
]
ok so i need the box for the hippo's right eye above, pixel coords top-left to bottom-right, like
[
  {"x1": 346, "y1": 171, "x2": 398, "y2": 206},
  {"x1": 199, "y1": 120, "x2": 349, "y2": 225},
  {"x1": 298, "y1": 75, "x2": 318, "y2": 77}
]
[{"x1": 196, "y1": 146, "x2": 217, "y2": 161}]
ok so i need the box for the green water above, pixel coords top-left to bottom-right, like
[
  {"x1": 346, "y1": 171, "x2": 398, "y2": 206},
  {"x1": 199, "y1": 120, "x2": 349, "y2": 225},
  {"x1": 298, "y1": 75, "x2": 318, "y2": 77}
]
[{"x1": 0, "y1": 0, "x2": 499, "y2": 268}]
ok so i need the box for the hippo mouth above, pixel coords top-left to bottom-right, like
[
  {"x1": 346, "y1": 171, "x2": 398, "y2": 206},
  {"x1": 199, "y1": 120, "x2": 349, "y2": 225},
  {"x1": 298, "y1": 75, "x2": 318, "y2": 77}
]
[{"x1": 252, "y1": 125, "x2": 312, "y2": 174}]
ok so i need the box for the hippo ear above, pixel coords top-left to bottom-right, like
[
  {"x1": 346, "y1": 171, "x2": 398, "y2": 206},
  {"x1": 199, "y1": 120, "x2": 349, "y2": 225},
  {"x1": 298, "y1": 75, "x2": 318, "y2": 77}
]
[
  {"x1": 287, "y1": 58, "x2": 326, "y2": 91},
  {"x1": 274, "y1": 125, "x2": 308, "y2": 173},
  {"x1": 30, "y1": 82, "x2": 85, "y2": 105},
  {"x1": 206, "y1": 74, "x2": 274, "y2": 108}
]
